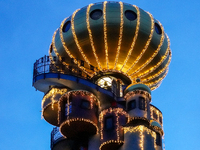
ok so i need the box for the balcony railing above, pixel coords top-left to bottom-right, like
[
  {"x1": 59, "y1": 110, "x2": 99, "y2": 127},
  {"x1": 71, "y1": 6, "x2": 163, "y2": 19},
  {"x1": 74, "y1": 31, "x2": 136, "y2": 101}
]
[
  {"x1": 51, "y1": 127, "x2": 65, "y2": 149},
  {"x1": 33, "y1": 55, "x2": 94, "y2": 82}
]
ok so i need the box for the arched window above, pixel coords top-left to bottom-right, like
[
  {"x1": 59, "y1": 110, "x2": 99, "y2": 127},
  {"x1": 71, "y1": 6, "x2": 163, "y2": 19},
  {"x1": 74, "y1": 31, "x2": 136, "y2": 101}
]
[
  {"x1": 156, "y1": 132, "x2": 162, "y2": 146},
  {"x1": 81, "y1": 99, "x2": 91, "y2": 109},
  {"x1": 139, "y1": 97, "x2": 146, "y2": 110},
  {"x1": 105, "y1": 116, "x2": 114, "y2": 130},
  {"x1": 127, "y1": 99, "x2": 136, "y2": 111}
]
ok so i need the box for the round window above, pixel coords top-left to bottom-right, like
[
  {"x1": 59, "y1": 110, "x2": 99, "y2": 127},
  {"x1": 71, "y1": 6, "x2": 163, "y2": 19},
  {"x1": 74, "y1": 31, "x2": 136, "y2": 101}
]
[
  {"x1": 125, "y1": 10, "x2": 137, "y2": 21},
  {"x1": 90, "y1": 9, "x2": 103, "y2": 20},
  {"x1": 62, "y1": 21, "x2": 71, "y2": 32},
  {"x1": 154, "y1": 22, "x2": 162, "y2": 35}
]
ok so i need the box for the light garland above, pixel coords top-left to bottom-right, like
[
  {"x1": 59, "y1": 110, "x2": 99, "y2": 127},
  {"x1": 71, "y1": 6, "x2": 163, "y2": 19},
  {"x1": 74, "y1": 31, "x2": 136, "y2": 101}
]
[
  {"x1": 58, "y1": 90, "x2": 101, "y2": 124},
  {"x1": 59, "y1": 117, "x2": 99, "y2": 138},
  {"x1": 99, "y1": 108, "x2": 129, "y2": 140},
  {"x1": 132, "y1": 35, "x2": 171, "y2": 80},
  {"x1": 99, "y1": 140, "x2": 124, "y2": 150},
  {"x1": 125, "y1": 11, "x2": 154, "y2": 74},
  {"x1": 124, "y1": 90, "x2": 151, "y2": 102},
  {"x1": 139, "y1": 53, "x2": 171, "y2": 83},
  {"x1": 42, "y1": 88, "x2": 68, "y2": 109},
  {"x1": 145, "y1": 68, "x2": 168, "y2": 88},
  {"x1": 150, "y1": 105, "x2": 163, "y2": 126},
  {"x1": 71, "y1": 9, "x2": 91, "y2": 67},
  {"x1": 124, "y1": 125, "x2": 157, "y2": 149},
  {"x1": 86, "y1": 3, "x2": 102, "y2": 70},
  {"x1": 113, "y1": 1, "x2": 124, "y2": 70},
  {"x1": 103, "y1": 1, "x2": 109, "y2": 69},
  {"x1": 120, "y1": 5, "x2": 140, "y2": 71},
  {"x1": 130, "y1": 20, "x2": 165, "y2": 76}
]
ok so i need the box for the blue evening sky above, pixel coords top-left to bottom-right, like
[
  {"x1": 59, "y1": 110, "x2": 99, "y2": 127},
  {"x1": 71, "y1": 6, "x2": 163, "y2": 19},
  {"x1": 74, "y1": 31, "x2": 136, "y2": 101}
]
[{"x1": 0, "y1": 0, "x2": 199, "y2": 149}]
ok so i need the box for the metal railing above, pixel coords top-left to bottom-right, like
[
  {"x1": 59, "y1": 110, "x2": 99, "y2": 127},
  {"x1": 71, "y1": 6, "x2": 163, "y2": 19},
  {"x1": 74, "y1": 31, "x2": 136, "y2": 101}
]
[
  {"x1": 51, "y1": 127, "x2": 65, "y2": 149},
  {"x1": 33, "y1": 55, "x2": 94, "y2": 81}
]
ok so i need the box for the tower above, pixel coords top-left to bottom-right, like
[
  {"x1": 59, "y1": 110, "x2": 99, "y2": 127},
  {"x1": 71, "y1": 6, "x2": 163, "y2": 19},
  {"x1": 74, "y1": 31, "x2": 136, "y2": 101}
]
[{"x1": 33, "y1": 1, "x2": 171, "y2": 150}]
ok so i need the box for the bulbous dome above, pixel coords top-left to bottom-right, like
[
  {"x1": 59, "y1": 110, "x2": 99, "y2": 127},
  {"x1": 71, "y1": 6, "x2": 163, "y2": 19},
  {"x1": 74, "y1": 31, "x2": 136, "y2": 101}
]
[{"x1": 49, "y1": 1, "x2": 171, "y2": 90}]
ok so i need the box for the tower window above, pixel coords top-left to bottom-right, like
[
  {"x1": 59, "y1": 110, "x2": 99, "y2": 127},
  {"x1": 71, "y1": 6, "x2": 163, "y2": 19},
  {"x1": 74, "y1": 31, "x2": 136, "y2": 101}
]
[
  {"x1": 125, "y1": 10, "x2": 137, "y2": 21},
  {"x1": 155, "y1": 22, "x2": 162, "y2": 35},
  {"x1": 139, "y1": 97, "x2": 146, "y2": 110},
  {"x1": 105, "y1": 116, "x2": 114, "y2": 130},
  {"x1": 127, "y1": 100, "x2": 136, "y2": 111},
  {"x1": 156, "y1": 132, "x2": 162, "y2": 146},
  {"x1": 153, "y1": 110, "x2": 158, "y2": 120},
  {"x1": 159, "y1": 116, "x2": 162, "y2": 124},
  {"x1": 81, "y1": 99, "x2": 91, "y2": 109},
  {"x1": 62, "y1": 21, "x2": 71, "y2": 32},
  {"x1": 90, "y1": 9, "x2": 103, "y2": 20}
]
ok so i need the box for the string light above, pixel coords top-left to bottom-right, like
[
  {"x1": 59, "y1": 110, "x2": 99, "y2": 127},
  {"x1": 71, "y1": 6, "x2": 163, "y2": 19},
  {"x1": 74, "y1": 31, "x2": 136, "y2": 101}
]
[
  {"x1": 145, "y1": 68, "x2": 168, "y2": 89},
  {"x1": 99, "y1": 140, "x2": 124, "y2": 150},
  {"x1": 99, "y1": 108, "x2": 129, "y2": 140},
  {"x1": 103, "y1": 1, "x2": 109, "y2": 69},
  {"x1": 86, "y1": 3, "x2": 102, "y2": 70},
  {"x1": 41, "y1": 88, "x2": 68, "y2": 109},
  {"x1": 150, "y1": 105, "x2": 163, "y2": 126},
  {"x1": 124, "y1": 90, "x2": 151, "y2": 102},
  {"x1": 125, "y1": 11, "x2": 154, "y2": 74},
  {"x1": 133, "y1": 35, "x2": 171, "y2": 80},
  {"x1": 120, "y1": 5, "x2": 140, "y2": 71},
  {"x1": 130, "y1": 20, "x2": 165, "y2": 76},
  {"x1": 71, "y1": 9, "x2": 91, "y2": 66},
  {"x1": 114, "y1": 1, "x2": 124, "y2": 70},
  {"x1": 59, "y1": 117, "x2": 99, "y2": 138},
  {"x1": 124, "y1": 125, "x2": 157, "y2": 149}
]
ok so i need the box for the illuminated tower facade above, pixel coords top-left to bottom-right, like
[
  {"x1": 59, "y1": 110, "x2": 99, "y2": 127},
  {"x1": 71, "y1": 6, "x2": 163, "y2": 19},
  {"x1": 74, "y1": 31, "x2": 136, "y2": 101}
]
[{"x1": 33, "y1": 1, "x2": 171, "y2": 150}]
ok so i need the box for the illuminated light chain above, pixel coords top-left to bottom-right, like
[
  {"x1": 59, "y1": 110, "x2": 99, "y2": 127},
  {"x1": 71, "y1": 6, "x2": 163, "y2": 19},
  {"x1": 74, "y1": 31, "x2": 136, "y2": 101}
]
[
  {"x1": 71, "y1": 9, "x2": 91, "y2": 67},
  {"x1": 124, "y1": 90, "x2": 151, "y2": 102},
  {"x1": 103, "y1": 1, "x2": 109, "y2": 69},
  {"x1": 145, "y1": 68, "x2": 168, "y2": 89},
  {"x1": 151, "y1": 125, "x2": 164, "y2": 136},
  {"x1": 116, "y1": 112, "x2": 120, "y2": 141},
  {"x1": 151, "y1": 82, "x2": 162, "y2": 91},
  {"x1": 86, "y1": 3, "x2": 102, "y2": 70},
  {"x1": 59, "y1": 117, "x2": 99, "y2": 138},
  {"x1": 134, "y1": 35, "x2": 171, "y2": 80},
  {"x1": 51, "y1": 29, "x2": 68, "y2": 73},
  {"x1": 58, "y1": 90, "x2": 101, "y2": 124},
  {"x1": 52, "y1": 29, "x2": 62, "y2": 62},
  {"x1": 150, "y1": 105, "x2": 163, "y2": 126},
  {"x1": 113, "y1": 1, "x2": 124, "y2": 70},
  {"x1": 99, "y1": 140, "x2": 124, "y2": 150},
  {"x1": 60, "y1": 18, "x2": 94, "y2": 78},
  {"x1": 125, "y1": 11, "x2": 154, "y2": 74},
  {"x1": 48, "y1": 43, "x2": 57, "y2": 68},
  {"x1": 140, "y1": 125, "x2": 144, "y2": 150},
  {"x1": 42, "y1": 88, "x2": 68, "y2": 109},
  {"x1": 120, "y1": 5, "x2": 140, "y2": 71},
  {"x1": 130, "y1": 20, "x2": 165, "y2": 77},
  {"x1": 60, "y1": 17, "x2": 77, "y2": 64},
  {"x1": 99, "y1": 108, "x2": 129, "y2": 140},
  {"x1": 124, "y1": 125, "x2": 157, "y2": 149},
  {"x1": 140, "y1": 54, "x2": 171, "y2": 83}
]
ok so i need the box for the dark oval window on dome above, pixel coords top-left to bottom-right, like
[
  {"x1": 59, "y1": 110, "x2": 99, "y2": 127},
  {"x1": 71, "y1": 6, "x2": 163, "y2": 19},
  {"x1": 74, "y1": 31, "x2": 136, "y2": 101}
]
[
  {"x1": 154, "y1": 22, "x2": 162, "y2": 35},
  {"x1": 62, "y1": 21, "x2": 71, "y2": 32},
  {"x1": 90, "y1": 9, "x2": 103, "y2": 20},
  {"x1": 125, "y1": 10, "x2": 137, "y2": 21}
]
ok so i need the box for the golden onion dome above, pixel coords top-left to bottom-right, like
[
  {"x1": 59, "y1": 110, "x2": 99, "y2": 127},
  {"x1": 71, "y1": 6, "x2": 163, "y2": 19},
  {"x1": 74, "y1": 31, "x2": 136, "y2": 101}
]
[{"x1": 49, "y1": 1, "x2": 171, "y2": 90}]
